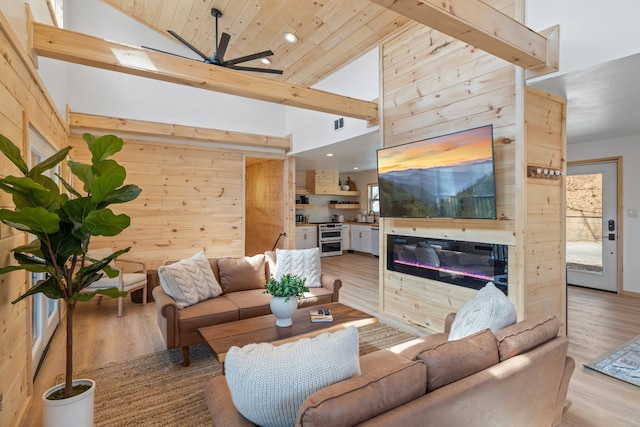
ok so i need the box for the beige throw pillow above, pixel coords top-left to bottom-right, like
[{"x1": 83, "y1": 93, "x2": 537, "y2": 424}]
[
  {"x1": 158, "y1": 251, "x2": 222, "y2": 309},
  {"x1": 225, "y1": 327, "x2": 360, "y2": 427}
]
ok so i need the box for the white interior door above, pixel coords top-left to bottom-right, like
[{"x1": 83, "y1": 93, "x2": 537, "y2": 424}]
[
  {"x1": 29, "y1": 127, "x2": 60, "y2": 376},
  {"x1": 566, "y1": 161, "x2": 618, "y2": 292}
]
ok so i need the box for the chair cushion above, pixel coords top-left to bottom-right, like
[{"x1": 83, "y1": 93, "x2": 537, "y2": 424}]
[
  {"x1": 84, "y1": 273, "x2": 146, "y2": 290},
  {"x1": 448, "y1": 281, "x2": 517, "y2": 341},
  {"x1": 274, "y1": 248, "x2": 322, "y2": 288},
  {"x1": 494, "y1": 314, "x2": 559, "y2": 361},
  {"x1": 414, "y1": 328, "x2": 499, "y2": 392},
  {"x1": 217, "y1": 254, "x2": 266, "y2": 293},
  {"x1": 225, "y1": 327, "x2": 360, "y2": 427},
  {"x1": 297, "y1": 349, "x2": 426, "y2": 426},
  {"x1": 158, "y1": 251, "x2": 223, "y2": 309}
]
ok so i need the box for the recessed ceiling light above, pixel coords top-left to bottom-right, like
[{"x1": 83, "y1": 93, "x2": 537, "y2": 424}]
[
  {"x1": 353, "y1": 167, "x2": 359, "y2": 170},
  {"x1": 261, "y1": 58, "x2": 272, "y2": 65},
  {"x1": 284, "y1": 32, "x2": 298, "y2": 43},
  {"x1": 326, "y1": 153, "x2": 334, "y2": 157}
]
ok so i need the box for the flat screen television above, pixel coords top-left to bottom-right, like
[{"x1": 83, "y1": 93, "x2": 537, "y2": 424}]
[{"x1": 377, "y1": 125, "x2": 497, "y2": 219}]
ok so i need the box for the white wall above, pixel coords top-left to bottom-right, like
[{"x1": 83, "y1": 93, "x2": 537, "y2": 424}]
[
  {"x1": 286, "y1": 47, "x2": 380, "y2": 154},
  {"x1": 38, "y1": 0, "x2": 286, "y2": 136},
  {"x1": 526, "y1": 0, "x2": 640, "y2": 79},
  {"x1": 568, "y1": 134, "x2": 640, "y2": 294}
]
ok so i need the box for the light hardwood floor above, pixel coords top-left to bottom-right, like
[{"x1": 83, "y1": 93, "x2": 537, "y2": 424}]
[{"x1": 24, "y1": 253, "x2": 640, "y2": 427}]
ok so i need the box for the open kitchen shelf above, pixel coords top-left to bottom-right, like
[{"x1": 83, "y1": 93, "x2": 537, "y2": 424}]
[
  {"x1": 328, "y1": 203, "x2": 361, "y2": 209},
  {"x1": 295, "y1": 204, "x2": 314, "y2": 209}
]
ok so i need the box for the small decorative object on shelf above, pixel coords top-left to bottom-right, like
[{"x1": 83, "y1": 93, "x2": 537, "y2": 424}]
[
  {"x1": 346, "y1": 176, "x2": 357, "y2": 191},
  {"x1": 310, "y1": 308, "x2": 333, "y2": 323}
]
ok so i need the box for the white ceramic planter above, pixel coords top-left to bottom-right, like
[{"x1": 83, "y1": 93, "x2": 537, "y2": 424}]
[
  {"x1": 42, "y1": 379, "x2": 95, "y2": 427},
  {"x1": 270, "y1": 296, "x2": 298, "y2": 327}
]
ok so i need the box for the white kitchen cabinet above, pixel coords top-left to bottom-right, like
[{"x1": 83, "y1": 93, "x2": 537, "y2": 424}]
[
  {"x1": 342, "y1": 224, "x2": 350, "y2": 251},
  {"x1": 350, "y1": 224, "x2": 372, "y2": 254},
  {"x1": 371, "y1": 227, "x2": 380, "y2": 256},
  {"x1": 295, "y1": 226, "x2": 318, "y2": 249}
]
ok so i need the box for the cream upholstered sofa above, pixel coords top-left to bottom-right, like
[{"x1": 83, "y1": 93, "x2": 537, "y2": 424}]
[
  {"x1": 152, "y1": 250, "x2": 341, "y2": 366},
  {"x1": 205, "y1": 314, "x2": 575, "y2": 427}
]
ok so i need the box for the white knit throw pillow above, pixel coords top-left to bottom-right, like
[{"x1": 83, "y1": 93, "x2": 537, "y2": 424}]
[
  {"x1": 158, "y1": 251, "x2": 222, "y2": 309},
  {"x1": 274, "y1": 248, "x2": 322, "y2": 287},
  {"x1": 448, "y1": 282, "x2": 517, "y2": 341},
  {"x1": 225, "y1": 327, "x2": 361, "y2": 427}
]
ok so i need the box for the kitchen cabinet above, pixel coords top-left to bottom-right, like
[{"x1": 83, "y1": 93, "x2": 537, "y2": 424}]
[
  {"x1": 295, "y1": 226, "x2": 318, "y2": 249},
  {"x1": 341, "y1": 224, "x2": 350, "y2": 251},
  {"x1": 350, "y1": 224, "x2": 372, "y2": 254},
  {"x1": 371, "y1": 227, "x2": 380, "y2": 257}
]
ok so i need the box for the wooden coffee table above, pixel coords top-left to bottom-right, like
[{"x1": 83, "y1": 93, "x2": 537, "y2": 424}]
[{"x1": 198, "y1": 302, "x2": 377, "y2": 369}]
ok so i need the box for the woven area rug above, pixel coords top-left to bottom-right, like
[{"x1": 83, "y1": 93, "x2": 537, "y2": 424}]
[
  {"x1": 58, "y1": 322, "x2": 418, "y2": 427},
  {"x1": 584, "y1": 335, "x2": 640, "y2": 387}
]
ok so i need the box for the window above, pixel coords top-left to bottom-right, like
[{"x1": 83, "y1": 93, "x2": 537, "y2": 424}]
[{"x1": 368, "y1": 184, "x2": 379, "y2": 213}]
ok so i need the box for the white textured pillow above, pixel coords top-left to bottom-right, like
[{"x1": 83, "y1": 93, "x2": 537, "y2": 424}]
[
  {"x1": 225, "y1": 326, "x2": 361, "y2": 427},
  {"x1": 158, "y1": 251, "x2": 222, "y2": 309},
  {"x1": 448, "y1": 282, "x2": 517, "y2": 341},
  {"x1": 274, "y1": 248, "x2": 322, "y2": 288}
]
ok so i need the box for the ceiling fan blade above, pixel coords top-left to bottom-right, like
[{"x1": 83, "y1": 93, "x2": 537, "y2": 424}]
[
  {"x1": 167, "y1": 30, "x2": 211, "y2": 62},
  {"x1": 224, "y1": 50, "x2": 275, "y2": 66},
  {"x1": 214, "y1": 32, "x2": 231, "y2": 63},
  {"x1": 226, "y1": 64, "x2": 284, "y2": 75},
  {"x1": 141, "y1": 46, "x2": 200, "y2": 62}
]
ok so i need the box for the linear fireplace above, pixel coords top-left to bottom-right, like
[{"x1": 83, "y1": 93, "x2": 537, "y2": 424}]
[{"x1": 387, "y1": 234, "x2": 508, "y2": 294}]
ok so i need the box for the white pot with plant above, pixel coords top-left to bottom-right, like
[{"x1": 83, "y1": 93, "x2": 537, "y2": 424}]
[
  {"x1": 0, "y1": 133, "x2": 141, "y2": 427},
  {"x1": 264, "y1": 274, "x2": 309, "y2": 327}
]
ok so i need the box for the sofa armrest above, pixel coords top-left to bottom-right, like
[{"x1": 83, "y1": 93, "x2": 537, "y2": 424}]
[
  {"x1": 152, "y1": 286, "x2": 180, "y2": 349},
  {"x1": 552, "y1": 356, "x2": 576, "y2": 427},
  {"x1": 205, "y1": 376, "x2": 258, "y2": 427},
  {"x1": 320, "y1": 273, "x2": 342, "y2": 302},
  {"x1": 444, "y1": 312, "x2": 456, "y2": 334}
]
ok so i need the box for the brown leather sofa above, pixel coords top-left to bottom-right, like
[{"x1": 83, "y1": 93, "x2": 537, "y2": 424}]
[
  {"x1": 153, "y1": 251, "x2": 341, "y2": 366},
  {"x1": 205, "y1": 314, "x2": 575, "y2": 427}
]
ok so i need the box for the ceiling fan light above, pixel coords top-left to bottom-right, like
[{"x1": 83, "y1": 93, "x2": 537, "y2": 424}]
[
  {"x1": 284, "y1": 32, "x2": 298, "y2": 43},
  {"x1": 261, "y1": 58, "x2": 272, "y2": 65}
]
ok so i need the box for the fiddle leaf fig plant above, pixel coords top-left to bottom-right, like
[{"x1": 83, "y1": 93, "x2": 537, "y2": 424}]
[{"x1": 0, "y1": 133, "x2": 141, "y2": 399}]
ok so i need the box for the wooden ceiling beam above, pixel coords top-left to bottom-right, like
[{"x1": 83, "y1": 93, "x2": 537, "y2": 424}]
[
  {"x1": 68, "y1": 112, "x2": 292, "y2": 151},
  {"x1": 369, "y1": 0, "x2": 559, "y2": 72},
  {"x1": 32, "y1": 22, "x2": 379, "y2": 122}
]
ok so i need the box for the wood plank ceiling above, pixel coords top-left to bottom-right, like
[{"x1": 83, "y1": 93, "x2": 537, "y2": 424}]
[{"x1": 101, "y1": 0, "x2": 411, "y2": 87}]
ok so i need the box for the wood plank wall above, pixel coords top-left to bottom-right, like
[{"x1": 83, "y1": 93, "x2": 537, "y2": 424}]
[
  {"x1": 246, "y1": 158, "x2": 288, "y2": 256},
  {"x1": 69, "y1": 132, "x2": 245, "y2": 269},
  {"x1": 0, "y1": 8, "x2": 68, "y2": 427},
  {"x1": 523, "y1": 88, "x2": 567, "y2": 324},
  {"x1": 379, "y1": 0, "x2": 566, "y2": 333}
]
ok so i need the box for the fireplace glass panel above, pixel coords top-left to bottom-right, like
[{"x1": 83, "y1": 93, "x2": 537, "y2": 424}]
[{"x1": 387, "y1": 235, "x2": 508, "y2": 294}]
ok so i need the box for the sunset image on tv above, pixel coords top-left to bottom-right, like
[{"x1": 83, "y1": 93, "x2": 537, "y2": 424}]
[{"x1": 377, "y1": 125, "x2": 497, "y2": 219}]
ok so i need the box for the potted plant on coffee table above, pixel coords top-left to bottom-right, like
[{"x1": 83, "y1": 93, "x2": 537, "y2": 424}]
[
  {"x1": 0, "y1": 133, "x2": 141, "y2": 427},
  {"x1": 264, "y1": 274, "x2": 309, "y2": 327}
]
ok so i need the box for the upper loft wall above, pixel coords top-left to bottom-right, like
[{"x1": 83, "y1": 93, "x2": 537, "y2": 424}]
[
  {"x1": 43, "y1": 0, "x2": 285, "y2": 136},
  {"x1": 287, "y1": 47, "x2": 381, "y2": 155},
  {"x1": 526, "y1": 0, "x2": 640, "y2": 78}
]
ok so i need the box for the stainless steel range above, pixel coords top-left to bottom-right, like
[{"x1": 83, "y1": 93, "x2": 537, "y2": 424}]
[{"x1": 318, "y1": 223, "x2": 343, "y2": 257}]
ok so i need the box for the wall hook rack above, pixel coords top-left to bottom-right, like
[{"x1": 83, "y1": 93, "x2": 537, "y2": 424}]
[{"x1": 527, "y1": 165, "x2": 563, "y2": 179}]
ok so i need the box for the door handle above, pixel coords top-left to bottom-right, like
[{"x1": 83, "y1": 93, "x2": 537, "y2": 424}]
[{"x1": 608, "y1": 219, "x2": 615, "y2": 231}]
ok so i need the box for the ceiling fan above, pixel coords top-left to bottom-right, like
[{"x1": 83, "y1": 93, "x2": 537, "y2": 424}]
[{"x1": 142, "y1": 8, "x2": 283, "y2": 75}]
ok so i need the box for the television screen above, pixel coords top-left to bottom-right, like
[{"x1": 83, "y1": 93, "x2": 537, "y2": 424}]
[{"x1": 377, "y1": 125, "x2": 497, "y2": 219}]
